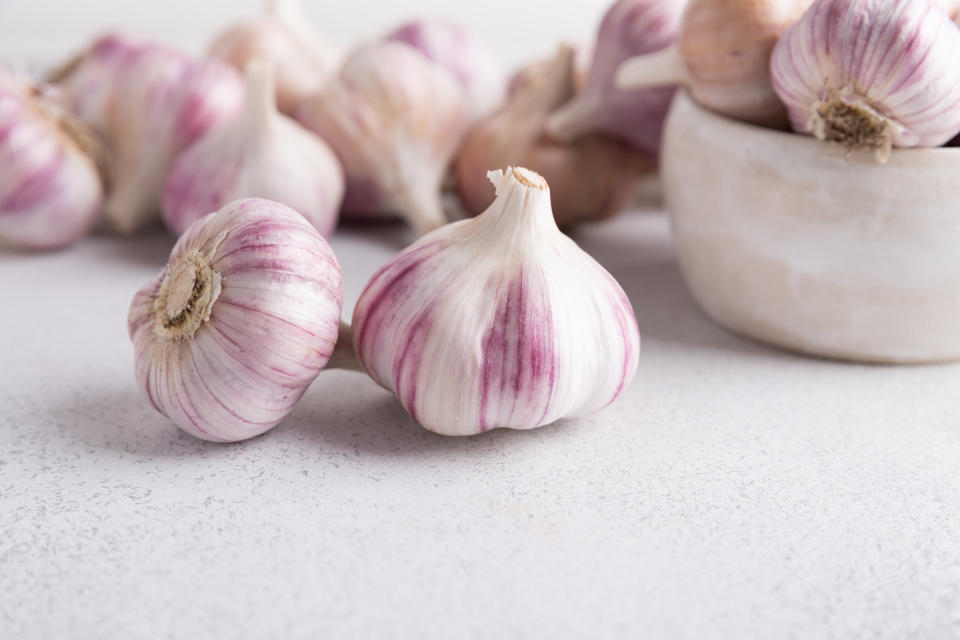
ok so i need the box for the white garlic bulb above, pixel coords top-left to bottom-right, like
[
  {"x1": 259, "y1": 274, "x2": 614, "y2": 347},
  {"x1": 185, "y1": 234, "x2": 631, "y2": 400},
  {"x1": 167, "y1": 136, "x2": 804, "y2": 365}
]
[
  {"x1": 0, "y1": 70, "x2": 103, "y2": 250},
  {"x1": 56, "y1": 36, "x2": 244, "y2": 234},
  {"x1": 162, "y1": 61, "x2": 344, "y2": 237},
  {"x1": 297, "y1": 41, "x2": 471, "y2": 236},
  {"x1": 771, "y1": 0, "x2": 960, "y2": 157},
  {"x1": 352, "y1": 167, "x2": 641, "y2": 436},
  {"x1": 209, "y1": 0, "x2": 342, "y2": 116},
  {"x1": 128, "y1": 198, "x2": 346, "y2": 442},
  {"x1": 384, "y1": 20, "x2": 506, "y2": 121}
]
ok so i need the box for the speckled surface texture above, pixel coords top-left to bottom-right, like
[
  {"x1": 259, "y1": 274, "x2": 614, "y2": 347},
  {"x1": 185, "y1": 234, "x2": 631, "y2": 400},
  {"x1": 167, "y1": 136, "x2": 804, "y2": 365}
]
[{"x1": 2, "y1": 208, "x2": 959, "y2": 639}]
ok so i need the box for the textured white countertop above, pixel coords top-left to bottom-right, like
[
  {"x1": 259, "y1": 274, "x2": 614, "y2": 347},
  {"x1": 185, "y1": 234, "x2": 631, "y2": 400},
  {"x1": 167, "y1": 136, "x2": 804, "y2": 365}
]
[{"x1": 2, "y1": 204, "x2": 959, "y2": 639}]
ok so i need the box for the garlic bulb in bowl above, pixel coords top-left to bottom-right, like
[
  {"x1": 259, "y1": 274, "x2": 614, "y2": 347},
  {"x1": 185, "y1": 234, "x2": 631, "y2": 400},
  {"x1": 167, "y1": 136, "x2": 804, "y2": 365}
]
[
  {"x1": 162, "y1": 61, "x2": 344, "y2": 237},
  {"x1": 128, "y1": 198, "x2": 346, "y2": 442},
  {"x1": 384, "y1": 20, "x2": 506, "y2": 121},
  {"x1": 617, "y1": 0, "x2": 813, "y2": 127},
  {"x1": 297, "y1": 41, "x2": 471, "y2": 236},
  {"x1": 663, "y1": 91, "x2": 960, "y2": 363},
  {"x1": 352, "y1": 167, "x2": 641, "y2": 436},
  {"x1": 0, "y1": 70, "x2": 103, "y2": 250},
  {"x1": 209, "y1": 0, "x2": 342, "y2": 116},
  {"x1": 546, "y1": 0, "x2": 684, "y2": 156},
  {"x1": 771, "y1": 0, "x2": 960, "y2": 158}
]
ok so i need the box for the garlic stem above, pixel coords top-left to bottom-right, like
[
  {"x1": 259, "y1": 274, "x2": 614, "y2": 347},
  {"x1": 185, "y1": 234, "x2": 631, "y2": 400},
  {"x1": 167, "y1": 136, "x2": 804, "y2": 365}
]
[
  {"x1": 391, "y1": 183, "x2": 447, "y2": 236},
  {"x1": 476, "y1": 168, "x2": 557, "y2": 244},
  {"x1": 545, "y1": 95, "x2": 603, "y2": 143},
  {"x1": 242, "y1": 60, "x2": 277, "y2": 132},
  {"x1": 325, "y1": 320, "x2": 363, "y2": 372},
  {"x1": 615, "y1": 44, "x2": 688, "y2": 90}
]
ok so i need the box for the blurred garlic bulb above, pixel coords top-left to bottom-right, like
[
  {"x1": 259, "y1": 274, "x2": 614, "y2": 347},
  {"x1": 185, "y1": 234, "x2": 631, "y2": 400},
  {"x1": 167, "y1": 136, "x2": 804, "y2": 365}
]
[
  {"x1": 384, "y1": 20, "x2": 506, "y2": 120},
  {"x1": 546, "y1": 0, "x2": 684, "y2": 157},
  {"x1": 771, "y1": 0, "x2": 960, "y2": 158},
  {"x1": 55, "y1": 36, "x2": 245, "y2": 234},
  {"x1": 209, "y1": 0, "x2": 342, "y2": 116},
  {"x1": 163, "y1": 61, "x2": 344, "y2": 237},
  {"x1": 0, "y1": 71, "x2": 103, "y2": 250},
  {"x1": 128, "y1": 198, "x2": 347, "y2": 443},
  {"x1": 352, "y1": 167, "x2": 641, "y2": 436},
  {"x1": 617, "y1": 0, "x2": 813, "y2": 127},
  {"x1": 458, "y1": 47, "x2": 652, "y2": 227},
  {"x1": 297, "y1": 41, "x2": 471, "y2": 236}
]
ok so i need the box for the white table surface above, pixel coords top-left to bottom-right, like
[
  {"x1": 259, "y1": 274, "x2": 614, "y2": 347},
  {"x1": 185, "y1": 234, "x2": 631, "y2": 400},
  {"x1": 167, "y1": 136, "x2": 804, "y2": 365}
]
[{"x1": 2, "y1": 198, "x2": 960, "y2": 639}]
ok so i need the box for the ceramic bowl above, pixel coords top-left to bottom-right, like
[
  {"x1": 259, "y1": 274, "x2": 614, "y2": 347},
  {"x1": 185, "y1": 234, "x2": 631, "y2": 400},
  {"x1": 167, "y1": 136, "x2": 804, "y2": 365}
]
[{"x1": 662, "y1": 91, "x2": 960, "y2": 364}]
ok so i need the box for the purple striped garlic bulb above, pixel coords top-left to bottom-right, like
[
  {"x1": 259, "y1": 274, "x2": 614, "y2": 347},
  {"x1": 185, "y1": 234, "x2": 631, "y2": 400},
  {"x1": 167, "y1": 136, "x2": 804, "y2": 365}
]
[
  {"x1": 56, "y1": 35, "x2": 244, "y2": 234},
  {"x1": 771, "y1": 0, "x2": 960, "y2": 158},
  {"x1": 297, "y1": 41, "x2": 471, "y2": 236},
  {"x1": 352, "y1": 167, "x2": 641, "y2": 437},
  {"x1": 162, "y1": 61, "x2": 344, "y2": 237},
  {"x1": 128, "y1": 198, "x2": 348, "y2": 442},
  {"x1": 384, "y1": 21, "x2": 506, "y2": 120},
  {"x1": 209, "y1": 0, "x2": 342, "y2": 116},
  {"x1": 546, "y1": 0, "x2": 684, "y2": 157},
  {"x1": 0, "y1": 71, "x2": 103, "y2": 250}
]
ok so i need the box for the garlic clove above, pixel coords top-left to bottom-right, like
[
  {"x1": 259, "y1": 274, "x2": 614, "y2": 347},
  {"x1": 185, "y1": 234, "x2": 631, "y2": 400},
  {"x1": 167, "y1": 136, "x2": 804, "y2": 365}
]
[
  {"x1": 128, "y1": 197, "x2": 346, "y2": 442},
  {"x1": 55, "y1": 36, "x2": 244, "y2": 234},
  {"x1": 617, "y1": 0, "x2": 812, "y2": 128},
  {"x1": 457, "y1": 47, "x2": 653, "y2": 227},
  {"x1": 0, "y1": 70, "x2": 104, "y2": 250},
  {"x1": 545, "y1": 0, "x2": 684, "y2": 157},
  {"x1": 162, "y1": 61, "x2": 344, "y2": 237},
  {"x1": 352, "y1": 166, "x2": 641, "y2": 437},
  {"x1": 384, "y1": 21, "x2": 506, "y2": 121},
  {"x1": 209, "y1": 0, "x2": 342, "y2": 116},
  {"x1": 297, "y1": 41, "x2": 471, "y2": 236},
  {"x1": 771, "y1": 0, "x2": 960, "y2": 157}
]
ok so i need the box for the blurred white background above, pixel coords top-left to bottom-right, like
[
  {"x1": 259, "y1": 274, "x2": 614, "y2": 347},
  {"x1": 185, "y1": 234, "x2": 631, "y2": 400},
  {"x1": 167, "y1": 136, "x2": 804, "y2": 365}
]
[{"x1": 0, "y1": 0, "x2": 609, "y2": 69}]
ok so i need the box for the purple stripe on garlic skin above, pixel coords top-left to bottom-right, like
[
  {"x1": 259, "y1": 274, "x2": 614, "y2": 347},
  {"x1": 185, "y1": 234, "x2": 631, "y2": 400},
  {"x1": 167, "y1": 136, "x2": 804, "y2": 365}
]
[
  {"x1": 162, "y1": 61, "x2": 344, "y2": 237},
  {"x1": 384, "y1": 21, "x2": 506, "y2": 121},
  {"x1": 770, "y1": 0, "x2": 960, "y2": 157},
  {"x1": 546, "y1": 0, "x2": 684, "y2": 158},
  {"x1": 0, "y1": 73, "x2": 102, "y2": 250},
  {"x1": 351, "y1": 167, "x2": 641, "y2": 437},
  {"x1": 128, "y1": 198, "x2": 348, "y2": 443},
  {"x1": 296, "y1": 41, "x2": 471, "y2": 236}
]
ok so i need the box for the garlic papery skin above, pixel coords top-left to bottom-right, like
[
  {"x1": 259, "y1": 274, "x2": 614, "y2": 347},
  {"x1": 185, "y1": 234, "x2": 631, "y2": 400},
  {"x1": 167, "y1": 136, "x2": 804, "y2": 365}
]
[
  {"x1": 770, "y1": 0, "x2": 960, "y2": 157},
  {"x1": 297, "y1": 41, "x2": 471, "y2": 236},
  {"x1": 384, "y1": 21, "x2": 506, "y2": 121},
  {"x1": 209, "y1": 0, "x2": 342, "y2": 116},
  {"x1": 0, "y1": 72, "x2": 103, "y2": 250},
  {"x1": 127, "y1": 198, "x2": 345, "y2": 442},
  {"x1": 162, "y1": 61, "x2": 344, "y2": 237},
  {"x1": 457, "y1": 47, "x2": 652, "y2": 227},
  {"x1": 352, "y1": 167, "x2": 641, "y2": 437},
  {"x1": 617, "y1": 0, "x2": 812, "y2": 128},
  {"x1": 56, "y1": 37, "x2": 245, "y2": 234},
  {"x1": 545, "y1": 0, "x2": 684, "y2": 157}
]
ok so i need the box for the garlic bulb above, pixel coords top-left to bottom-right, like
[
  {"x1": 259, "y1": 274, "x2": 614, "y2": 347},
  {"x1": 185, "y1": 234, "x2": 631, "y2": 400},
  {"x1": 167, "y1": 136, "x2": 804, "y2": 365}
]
[
  {"x1": 457, "y1": 47, "x2": 652, "y2": 227},
  {"x1": 617, "y1": 0, "x2": 813, "y2": 127},
  {"x1": 297, "y1": 41, "x2": 471, "y2": 236},
  {"x1": 56, "y1": 36, "x2": 244, "y2": 234},
  {"x1": 128, "y1": 198, "x2": 347, "y2": 442},
  {"x1": 771, "y1": 0, "x2": 960, "y2": 157},
  {"x1": 162, "y1": 61, "x2": 344, "y2": 237},
  {"x1": 546, "y1": 0, "x2": 684, "y2": 157},
  {"x1": 384, "y1": 21, "x2": 506, "y2": 120},
  {"x1": 352, "y1": 167, "x2": 641, "y2": 437},
  {"x1": 0, "y1": 70, "x2": 103, "y2": 250},
  {"x1": 209, "y1": 0, "x2": 342, "y2": 116}
]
